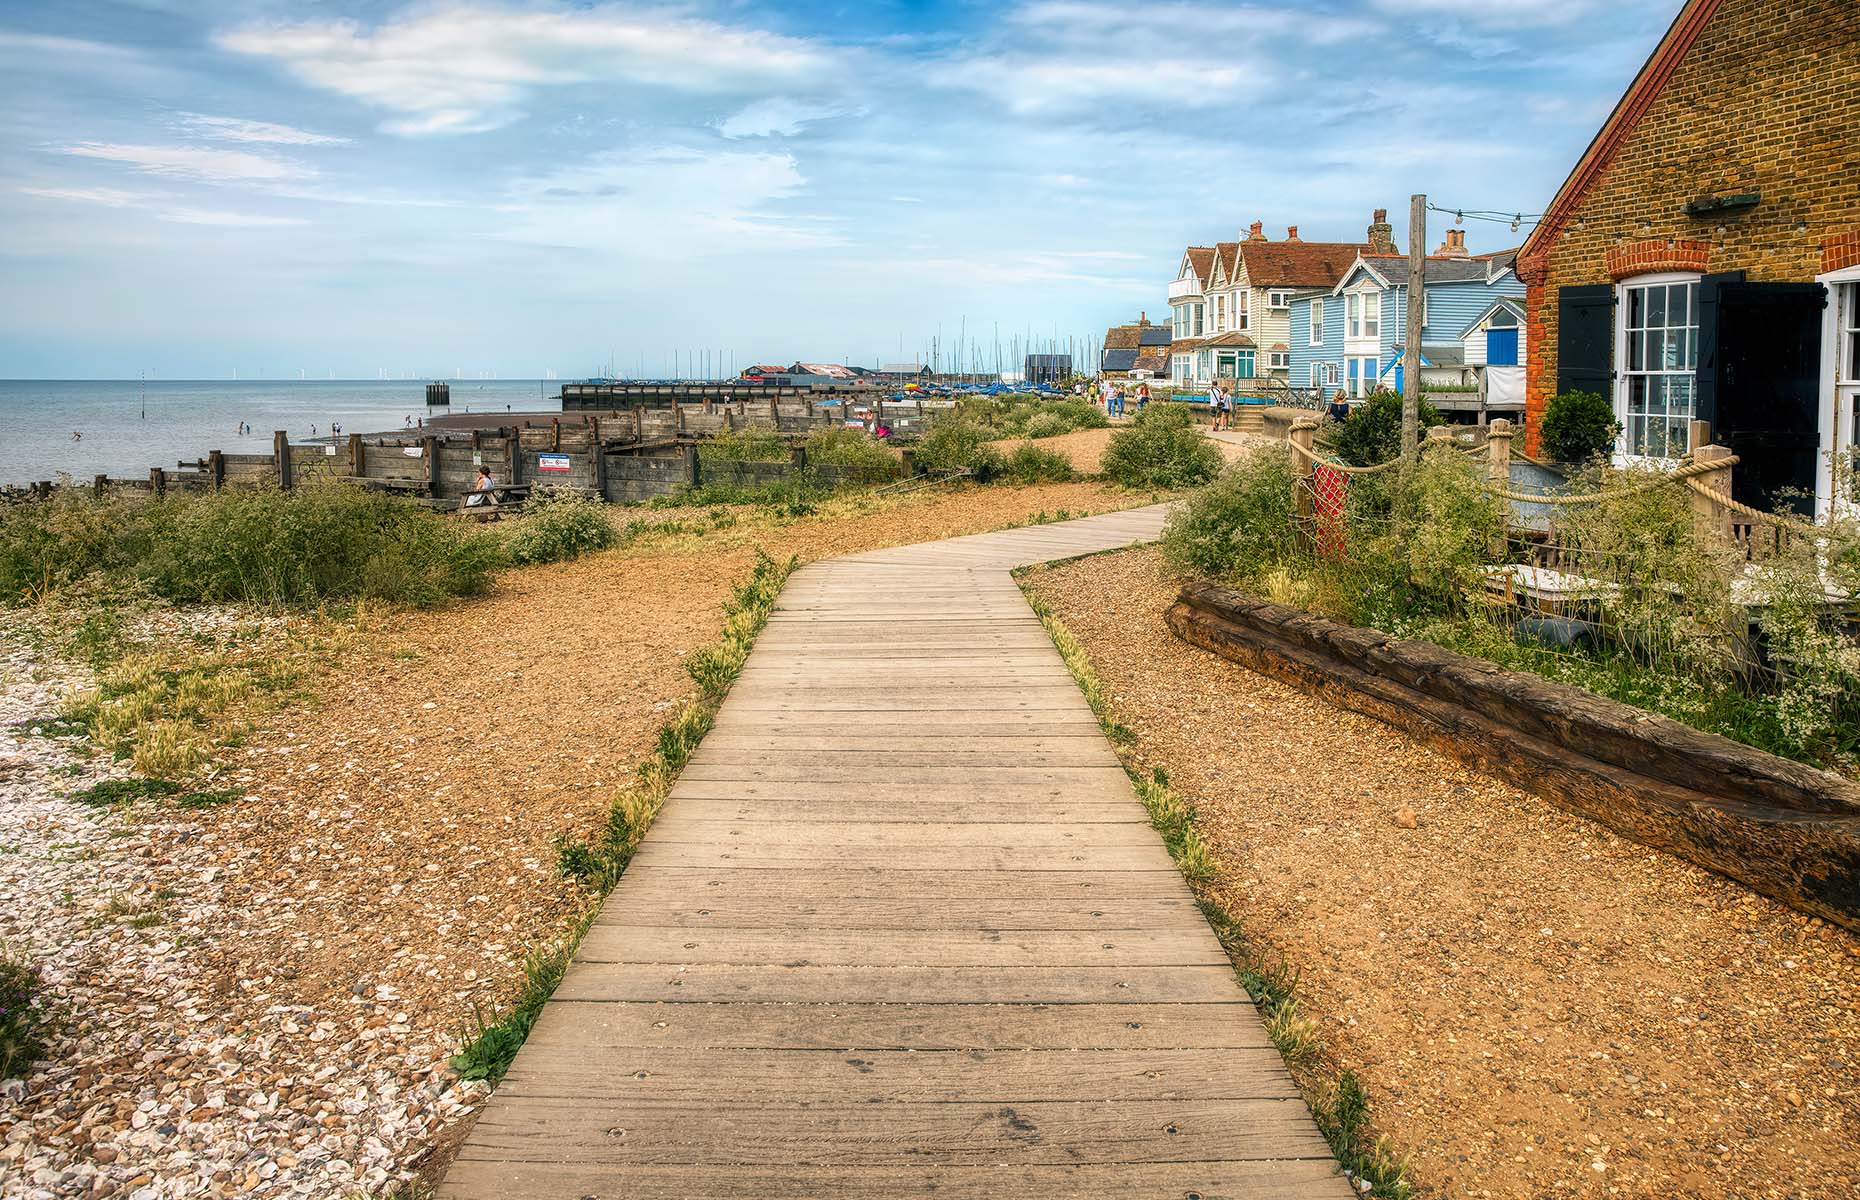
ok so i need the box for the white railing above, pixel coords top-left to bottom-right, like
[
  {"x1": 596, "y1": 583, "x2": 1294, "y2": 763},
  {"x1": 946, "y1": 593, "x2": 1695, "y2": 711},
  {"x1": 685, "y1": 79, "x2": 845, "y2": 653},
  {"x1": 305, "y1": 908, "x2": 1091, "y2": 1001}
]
[{"x1": 1167, "y1": 277, "x2": 1202, "y2": 300}]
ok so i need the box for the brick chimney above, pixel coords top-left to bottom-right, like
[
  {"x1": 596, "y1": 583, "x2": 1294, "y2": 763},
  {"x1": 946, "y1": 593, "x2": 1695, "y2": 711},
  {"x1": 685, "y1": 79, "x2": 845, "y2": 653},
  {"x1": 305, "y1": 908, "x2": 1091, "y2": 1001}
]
[
  {"x1": 1433, "y1": 229, "x2": 1469, "y2": 257},
  {"x1": 1138, "y1": 311, "x2": 1149, "y2": 325},
  {"x1": 1246, "y1": 220, "x2": 1268, "y2": 241},
  {"x1": 1285, "y1": 225, "x2": 1301, "y2": 242},
  {"x1": 1367, "y1": 208, "x2": 1397, "y2": 254}
]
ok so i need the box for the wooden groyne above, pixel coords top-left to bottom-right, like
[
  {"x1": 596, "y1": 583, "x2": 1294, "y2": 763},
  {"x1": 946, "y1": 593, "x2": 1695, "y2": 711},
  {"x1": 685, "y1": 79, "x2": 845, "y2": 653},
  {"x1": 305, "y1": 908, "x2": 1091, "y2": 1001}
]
[
  {"x1": 6, "y1": 399, "x2": 935, "y2": 506},
  {"x1": 559, "y1": 381, "x2": 879, "y2": 411}
]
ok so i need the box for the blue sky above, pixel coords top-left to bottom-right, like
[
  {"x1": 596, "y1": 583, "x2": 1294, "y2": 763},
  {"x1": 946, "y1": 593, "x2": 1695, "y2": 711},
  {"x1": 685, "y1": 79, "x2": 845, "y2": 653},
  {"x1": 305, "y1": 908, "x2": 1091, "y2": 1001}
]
[{"x1": 0, "y1": 0, "x2": 1682, "y2": 379}]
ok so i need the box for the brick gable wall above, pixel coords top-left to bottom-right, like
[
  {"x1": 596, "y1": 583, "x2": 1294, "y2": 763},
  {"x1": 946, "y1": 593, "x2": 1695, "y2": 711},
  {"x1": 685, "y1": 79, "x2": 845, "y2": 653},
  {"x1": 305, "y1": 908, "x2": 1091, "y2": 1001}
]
[{"x1": 1518, "y1": 0, "x2": 1860, "y2": 453}]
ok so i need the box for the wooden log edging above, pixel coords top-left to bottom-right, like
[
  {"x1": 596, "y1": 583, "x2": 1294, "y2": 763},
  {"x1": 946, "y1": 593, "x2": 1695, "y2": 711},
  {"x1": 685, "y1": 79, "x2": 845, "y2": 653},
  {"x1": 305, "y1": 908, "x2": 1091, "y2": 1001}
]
[{"x1": 1165, "y1": 583, "x2": 1860, "y2": 931}]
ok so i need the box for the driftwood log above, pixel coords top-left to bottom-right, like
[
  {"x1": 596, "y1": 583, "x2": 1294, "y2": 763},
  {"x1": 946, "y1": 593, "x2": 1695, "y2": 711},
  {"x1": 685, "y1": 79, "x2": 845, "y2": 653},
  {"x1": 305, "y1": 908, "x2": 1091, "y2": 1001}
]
[{"x1": 1167, "y1": 582, "x2": 1860, "y2": 932}]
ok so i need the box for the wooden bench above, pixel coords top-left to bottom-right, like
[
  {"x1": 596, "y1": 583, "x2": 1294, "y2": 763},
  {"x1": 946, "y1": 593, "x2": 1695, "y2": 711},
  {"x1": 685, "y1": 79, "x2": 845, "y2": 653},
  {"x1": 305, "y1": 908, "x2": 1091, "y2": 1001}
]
[{"x1": 458, "y1": 482, "x2": 531, "y2": 519}]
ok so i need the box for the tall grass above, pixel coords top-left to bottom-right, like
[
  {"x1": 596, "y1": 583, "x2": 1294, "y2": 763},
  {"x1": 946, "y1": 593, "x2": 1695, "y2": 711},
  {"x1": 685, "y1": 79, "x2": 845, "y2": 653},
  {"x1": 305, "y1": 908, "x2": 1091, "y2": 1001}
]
[
  {"x1": 0, "y1": 485, "x2": 500, "y2": 607},
  {"x1": 1164, "y1": 443, "x2": 1860, "y2": 773}
]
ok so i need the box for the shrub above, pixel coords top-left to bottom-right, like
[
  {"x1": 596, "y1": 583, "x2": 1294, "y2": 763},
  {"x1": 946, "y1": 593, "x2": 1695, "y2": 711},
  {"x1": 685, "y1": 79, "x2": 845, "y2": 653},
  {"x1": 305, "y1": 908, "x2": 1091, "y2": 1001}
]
[
  {"x1": 802, "y1": 426, "x2": 897, "y2": 474},
  {"x1": 1100, "y1": 403, "x2": 1223, "y2": 489},
  {"x1": 698, "y1": 427, "x2": 788, "y2": 463},
  {"x1": 1325, "y1": 390, "x2": 1444, "y2": 468},
  {"x1": 916, "y1": 420, "x2": 1005, "y2": 478},
  {"x1": 0, "y1": 945, "x2": 43, "y2": 1081},
  {"x1": 0, "y1": 485, "x2": 505, "y2": 608},
  {"x1": 1002, "y1": 443, "x2": 1076, "y2": 484},
  {"x1": 1538, "y1": 391, "x2": 1619, "y2": 464},
  {"x1": 1161, "y1": 445, "x2": 1299, "y2": 580},
  {"x1": 1024, "y1": 412, "x2": 1071, "y2": 439},
  {"x1": 505, "y1": 488, "x2": 619, "y2": 566},
  {"x1": 1391, "y1": 447, "x2": 1507, "y2": 607}
]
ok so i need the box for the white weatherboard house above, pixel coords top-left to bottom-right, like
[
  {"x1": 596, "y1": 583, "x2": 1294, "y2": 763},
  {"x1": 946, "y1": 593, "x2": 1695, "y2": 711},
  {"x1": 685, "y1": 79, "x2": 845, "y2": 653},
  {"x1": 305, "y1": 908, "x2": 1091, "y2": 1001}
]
[{"x1": 1167, "y1": 212, "x2": 1389, "y2": 391}]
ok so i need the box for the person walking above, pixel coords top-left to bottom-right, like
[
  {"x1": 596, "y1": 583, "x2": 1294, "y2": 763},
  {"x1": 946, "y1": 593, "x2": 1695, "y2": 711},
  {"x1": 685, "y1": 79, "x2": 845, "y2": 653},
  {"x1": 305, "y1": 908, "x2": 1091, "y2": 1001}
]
[{"x1": 1136, "y1": 381, "x2": 1150, "y2": 411}]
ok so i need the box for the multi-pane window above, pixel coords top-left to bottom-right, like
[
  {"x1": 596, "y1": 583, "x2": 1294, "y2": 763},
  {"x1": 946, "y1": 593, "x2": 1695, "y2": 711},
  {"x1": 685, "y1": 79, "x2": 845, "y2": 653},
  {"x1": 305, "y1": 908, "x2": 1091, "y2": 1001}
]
[
  {"x1": 1310, "y1": 363, "x2": 1324, "y2": 389},
  {"x1": 1621, "y1": 277, "x2": 1699, "y2": 457},
  {"x1": 1346, "y1": 355, "x2": 1379, "y2": 398},
  {"x1": 1347, "y1": 294, "x2": 1361, "y2": 338},
  {"x1": 1364, "y1": 295, "x2": 1379, "y2": 339},
  {"x1": 1238, "y1": 291, "x2": 1250, "y2": 331},
  {"x1": 1213, "y1": 295, "x2": 1226, "y2": 332},
  {"x1": 1193, "y1": 304, "x2": 1204, "y2": 337},
  {"x1": 1310, "y1": 299, "x2": 1324, "y2": 345},
  {"x1": 1235, "y1": 349, "x2": 1256, "y2": 377},
  {"x1": 1269, "y1": 290, "x2": 1292, "y2": 309},
  {"x1": 1269, "y1": 350, "x2": 1289, "y2": 370},
  {"x1": 1843, "y1": 282, "x2": 1860, "y2": 383}
]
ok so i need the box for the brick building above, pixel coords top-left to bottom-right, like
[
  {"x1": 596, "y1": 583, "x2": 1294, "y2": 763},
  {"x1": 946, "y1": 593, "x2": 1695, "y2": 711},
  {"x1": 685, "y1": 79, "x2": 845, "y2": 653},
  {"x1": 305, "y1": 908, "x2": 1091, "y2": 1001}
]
[{"x1": 1516, "y1": 0, "x2": 1860, "y2": 515}]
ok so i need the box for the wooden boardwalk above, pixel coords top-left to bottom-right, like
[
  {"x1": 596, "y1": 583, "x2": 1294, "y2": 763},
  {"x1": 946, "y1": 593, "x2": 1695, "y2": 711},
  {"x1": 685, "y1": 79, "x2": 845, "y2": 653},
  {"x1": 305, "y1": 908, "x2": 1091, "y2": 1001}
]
[{"x1": 439, "y1": 505, "x2": 1350, "y2": 1199}]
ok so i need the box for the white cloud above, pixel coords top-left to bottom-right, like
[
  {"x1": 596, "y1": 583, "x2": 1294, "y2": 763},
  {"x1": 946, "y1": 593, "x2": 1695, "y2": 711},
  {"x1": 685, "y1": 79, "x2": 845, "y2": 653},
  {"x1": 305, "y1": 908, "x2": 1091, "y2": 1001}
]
[
  {"x1": 161, "y1": 207, "x2": 307, "y2": 227},
  {"x1": 718, "y1": 98, "x2": 845, "y2": 139},
  {"x1": 1008, "y1": 2, "x2": 1380, "y2": 45},
  {"x1": 1369, "y1": 0, "x2": 1598, "y2": 27},
  {"x1": 176, "y1": 113, "x2": 349, "y2": 145},
  {"x1": 17, "y1": 184, "x2": 307, "y2": 228},
  {"x1": 57, "y1": 141, "x2": 316, "y2": 183},
  {"x1": 217, "y1": 3, "x2": 834, "y2": 136},
  {"x1": 502, "y1": 147, "x2": 834, "y2": 255},
  {"x1": 0, "y1": 30, "x2": 136, "y2": 57},
  {"x1": 937, "y1": 58, "x2": 1266, "y2": 114},
  {"x1": 17, "y1": 185, "x2": 146, "y2": 208}
]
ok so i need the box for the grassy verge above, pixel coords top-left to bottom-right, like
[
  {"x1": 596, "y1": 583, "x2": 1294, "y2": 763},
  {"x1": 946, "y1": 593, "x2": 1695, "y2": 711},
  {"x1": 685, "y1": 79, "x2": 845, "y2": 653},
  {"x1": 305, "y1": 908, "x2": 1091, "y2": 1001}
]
[
  {"x1": 1018, "y1": 574, "x2": 1413, "y2": 1199},
  {"x1": 449, "y1": 549, "x2": 796, "y2": 1084}
]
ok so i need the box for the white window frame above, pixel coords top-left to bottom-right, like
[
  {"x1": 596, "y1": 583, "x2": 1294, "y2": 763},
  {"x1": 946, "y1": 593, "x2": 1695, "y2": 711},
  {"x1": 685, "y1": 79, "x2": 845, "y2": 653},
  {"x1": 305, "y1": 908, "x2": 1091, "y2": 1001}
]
[
  {"x1": 1269, "y1": 350, "x2": 1289, "y2": 370},
  {"x1": 1193, "y1": 303, "x2": 1204, "y2": 337},
  {"x1": 1310, "y1": 362, "x2": 1324, "y2": 389},
  {"x1": 1238, "y1": 290, "x2": 1250, "y2": 331},
  {"x1": 1613, "y1": 270, "x2": 1701, "y2": 463},
  {"x1": 1346, "y1": 293, "x2": 1361, "y2": 339},
  {"x1": 1213, "y1": 294, "x2": 1226, "y2": 332},
  {"x1": 1364, "y1": 294, "x2": 1380, "y2": 340},
  {"x1": 1325, "y1": 362, "x2": 1339, "y2": 388},
  {"x1": 1235, "y1": 349, "x2": 1256, "y2": 378},
  {"x1": 1815, "y1": 267, "x2": 1860, "y2": 518},
  {"x1": 1309, "y1": 298, "x2": 1324, "y2": 345},
  {"x1": 1269, "y1": 290, "x2": 1293, "y2": 310}
]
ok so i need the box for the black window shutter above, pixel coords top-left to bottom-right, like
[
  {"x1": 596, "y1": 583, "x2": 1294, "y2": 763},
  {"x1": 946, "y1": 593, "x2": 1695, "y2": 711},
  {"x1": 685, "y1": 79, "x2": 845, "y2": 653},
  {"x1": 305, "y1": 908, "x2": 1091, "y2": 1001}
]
[
  {"x1": 1694, "y1": 271, "x2": 1746, "y2": 426},
  {"x1": 1556, "y1": 284, "x2": 1615, "y2": 401}
]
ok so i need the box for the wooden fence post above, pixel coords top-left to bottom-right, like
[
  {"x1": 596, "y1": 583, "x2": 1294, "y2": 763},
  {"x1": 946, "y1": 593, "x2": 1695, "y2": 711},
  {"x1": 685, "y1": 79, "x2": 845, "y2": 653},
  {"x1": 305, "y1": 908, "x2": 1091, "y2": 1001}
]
[
  {"x1": 507, "y1": 427, "x2": 523, "y2": 487},
  {"x1": 273, "y1": 431, "x2": 292, "y2": 489},
  {"x1": 1290, "y1": 418, "x2": 1317, "y2": 540},
  {"x1": 790, "y1": 445, "x2": 807, "y2": 473},
  {"x1": 674, "y1": 401, "x2": 685, "y2": 434},
  {"x1": 423, "y1": 435, "x2": 440, "y2": 498},
  {"x1": 348, "y1": 434, "x2": 364, "y2": 480},
  {"x1": 632, "y1": 406, "x2": 643, "y2": 441},
  {"x1": 551, "y1": 418, "x2": 561, "y2": 452},
  {"x1": 149, "y1": 467, "x2": 166, "y2": 496},
  {"x1": 1691, "y1": 439, "x2": 1737, "y2": 545},
  {"x1": 1486, "y1": 418, "x2": 1513, "y2": 489},
  {"x1": 682, "y1": 442, "x2": 701, "y2": 489},
  {"x1": 591, "y1": 417, "x2": 608, "y2": 498},
  {"x1": 207, "y1": 449, "x2": 226, "y2": 491},
  {"x1": 93, "y1": 474, "x2": 107, "y2": 498}
]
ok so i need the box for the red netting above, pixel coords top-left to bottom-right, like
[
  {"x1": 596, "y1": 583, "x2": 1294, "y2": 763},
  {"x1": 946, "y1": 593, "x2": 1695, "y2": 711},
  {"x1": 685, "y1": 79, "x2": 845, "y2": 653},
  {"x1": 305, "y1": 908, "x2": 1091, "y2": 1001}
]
[{"x1": 1311, "y1": 463, "x2": 1348, "y2": 558}]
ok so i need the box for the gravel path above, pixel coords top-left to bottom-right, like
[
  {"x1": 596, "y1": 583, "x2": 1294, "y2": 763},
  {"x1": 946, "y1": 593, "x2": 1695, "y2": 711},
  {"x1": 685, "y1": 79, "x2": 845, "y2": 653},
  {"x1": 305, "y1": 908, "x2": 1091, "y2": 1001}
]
[
  {"x1": 0, "y1": 479, "x2": 1148, "y2": 1200},
  {"x1": 1024, "y1": 545, "x2": 1860, "y2": 1200}
]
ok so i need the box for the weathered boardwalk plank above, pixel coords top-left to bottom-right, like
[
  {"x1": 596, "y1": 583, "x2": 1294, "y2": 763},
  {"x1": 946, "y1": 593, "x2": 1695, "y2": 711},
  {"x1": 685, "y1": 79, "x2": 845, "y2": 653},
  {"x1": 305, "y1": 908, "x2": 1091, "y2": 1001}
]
[{"x1": 437, "y1": 504, "x2": 1352, "y2": 1199}]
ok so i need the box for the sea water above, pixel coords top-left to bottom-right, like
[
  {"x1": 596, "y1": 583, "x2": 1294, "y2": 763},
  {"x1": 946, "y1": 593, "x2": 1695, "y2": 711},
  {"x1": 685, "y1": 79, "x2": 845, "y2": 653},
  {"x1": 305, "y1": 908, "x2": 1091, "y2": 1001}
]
[{"x1": 0, "y1": 380, "x2": 560, "y2": 486}]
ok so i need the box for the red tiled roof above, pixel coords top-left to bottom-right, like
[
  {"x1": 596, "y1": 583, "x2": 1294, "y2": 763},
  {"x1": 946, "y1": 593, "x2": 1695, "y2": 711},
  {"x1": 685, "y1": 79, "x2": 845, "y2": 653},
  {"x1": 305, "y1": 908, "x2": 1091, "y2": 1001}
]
[
  {"x1": 1237, "y1": 240, "x2": 1367, "y2": 288},
  {"x1": 1183, "y1": 246, "x2": 1216, "y2": 285},
  {"x1": 1103, "y1": 326, "x2": 1143, "y2": 350}
]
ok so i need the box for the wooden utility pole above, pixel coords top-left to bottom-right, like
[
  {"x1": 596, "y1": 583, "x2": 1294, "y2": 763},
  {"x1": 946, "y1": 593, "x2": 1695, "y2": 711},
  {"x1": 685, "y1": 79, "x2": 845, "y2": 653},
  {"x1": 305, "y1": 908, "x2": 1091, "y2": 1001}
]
[{"x1": 1403, "y1": 193, "x2": 1426, "y2": 458}]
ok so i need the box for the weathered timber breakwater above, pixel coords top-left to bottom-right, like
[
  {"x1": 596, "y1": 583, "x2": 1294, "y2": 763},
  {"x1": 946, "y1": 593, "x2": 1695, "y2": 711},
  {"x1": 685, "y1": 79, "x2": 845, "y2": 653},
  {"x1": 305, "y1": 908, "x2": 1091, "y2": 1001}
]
[{"x1": 4, "y1": 398, "x2": 935, "y2": 505}]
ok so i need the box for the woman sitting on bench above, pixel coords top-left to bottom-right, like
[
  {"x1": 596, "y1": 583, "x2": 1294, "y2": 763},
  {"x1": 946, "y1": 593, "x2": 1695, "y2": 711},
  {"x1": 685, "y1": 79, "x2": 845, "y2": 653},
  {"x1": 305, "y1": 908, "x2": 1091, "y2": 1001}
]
[{"x1": 465, "y1": 465, "x2": 499, "y2": 508}]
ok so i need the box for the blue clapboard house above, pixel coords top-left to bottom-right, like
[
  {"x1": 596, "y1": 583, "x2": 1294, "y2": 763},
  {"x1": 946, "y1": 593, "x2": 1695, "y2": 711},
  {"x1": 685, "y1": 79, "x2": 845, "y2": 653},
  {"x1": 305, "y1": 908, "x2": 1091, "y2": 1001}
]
[{"x1": 1289, "y1": 229, "x2": 1527, "y2": 418}]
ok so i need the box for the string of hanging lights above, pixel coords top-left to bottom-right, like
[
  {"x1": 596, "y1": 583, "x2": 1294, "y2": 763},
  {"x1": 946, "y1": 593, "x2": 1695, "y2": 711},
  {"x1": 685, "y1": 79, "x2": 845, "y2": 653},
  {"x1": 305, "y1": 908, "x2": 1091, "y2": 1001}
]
[{"x1": 1425, "y1": 203, "x2": 1544, "y2": 233}]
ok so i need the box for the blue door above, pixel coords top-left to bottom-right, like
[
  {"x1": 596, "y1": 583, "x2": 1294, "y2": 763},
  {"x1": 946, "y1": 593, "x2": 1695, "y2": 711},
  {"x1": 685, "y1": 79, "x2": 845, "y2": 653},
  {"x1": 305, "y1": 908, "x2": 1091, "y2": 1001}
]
[{"x1": 1487, "y1": 328, "x2": 1519, "y2": 366}]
